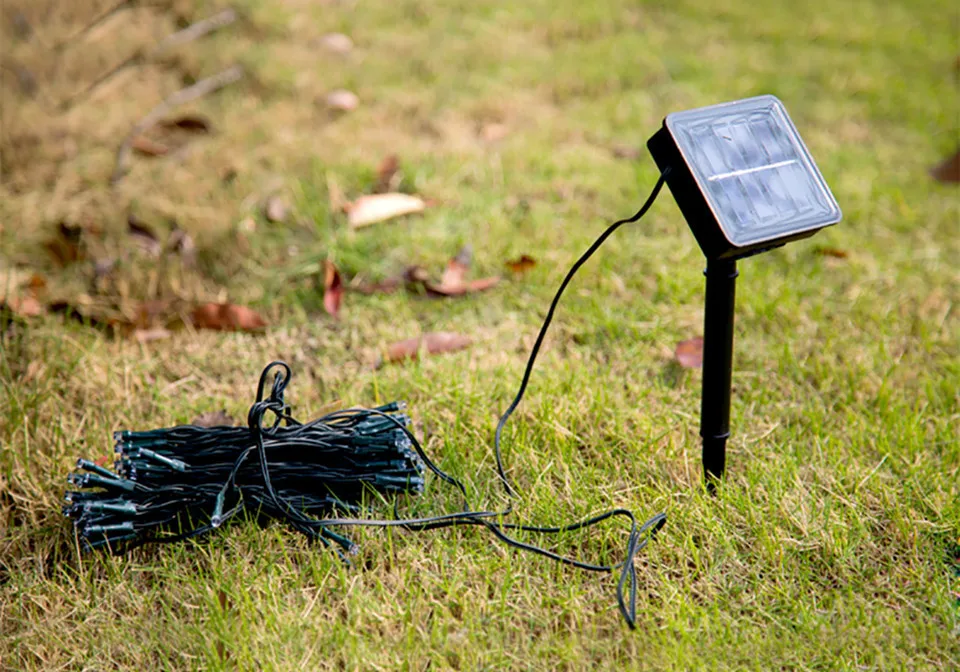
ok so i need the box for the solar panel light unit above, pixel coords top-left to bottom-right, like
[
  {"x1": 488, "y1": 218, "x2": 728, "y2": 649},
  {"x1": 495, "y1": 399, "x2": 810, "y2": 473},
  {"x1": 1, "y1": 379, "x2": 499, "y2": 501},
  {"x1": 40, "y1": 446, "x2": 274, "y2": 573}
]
[
  {"x1": 648, "y1": 95, "x2": 841, "y2": 260},
  {"x1": 647, "y1": 95, "x2": 842, "y2": 485}
]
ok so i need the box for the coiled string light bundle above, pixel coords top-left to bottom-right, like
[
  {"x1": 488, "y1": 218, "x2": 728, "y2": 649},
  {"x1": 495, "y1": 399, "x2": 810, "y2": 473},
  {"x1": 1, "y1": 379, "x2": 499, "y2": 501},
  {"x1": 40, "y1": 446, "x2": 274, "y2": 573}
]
[
  {"x1": 64, "y1": 173, "x2": 670, "y2": 628},
  {"x1": 63, "y1": 370, "x2": 424, "y2": 556}
]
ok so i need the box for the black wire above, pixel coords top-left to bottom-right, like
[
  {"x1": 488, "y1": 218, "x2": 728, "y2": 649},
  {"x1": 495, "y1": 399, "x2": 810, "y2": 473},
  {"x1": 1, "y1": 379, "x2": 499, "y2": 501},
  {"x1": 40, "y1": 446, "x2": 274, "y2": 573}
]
[
  {"x1": 262, "y1": 170, "x2": 671, "y2": 627},
  {"x1": 66, "y1": 171, "x2": 670, "y2": 629},
  {"x1": 486, "y1": 169, "x2": 670, "y2": 627},
  {"x1": 494, "y1": 170, "x2": 669, "y2": 494}
]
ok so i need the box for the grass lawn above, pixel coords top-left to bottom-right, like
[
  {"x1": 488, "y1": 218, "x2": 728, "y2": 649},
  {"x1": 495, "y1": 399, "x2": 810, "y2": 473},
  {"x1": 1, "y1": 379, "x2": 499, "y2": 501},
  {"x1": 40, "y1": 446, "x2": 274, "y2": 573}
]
[{"x1": 2, "y1": 0, "x2": 958, "y2": 669}]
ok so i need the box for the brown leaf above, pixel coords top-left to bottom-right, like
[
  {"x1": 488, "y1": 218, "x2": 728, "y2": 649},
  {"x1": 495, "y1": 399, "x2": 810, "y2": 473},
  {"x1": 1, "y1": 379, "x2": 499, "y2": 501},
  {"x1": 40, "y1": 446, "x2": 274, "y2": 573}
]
[
  {"x1": 158, "y1": 115, "x2": 211, "y2": 133},
  {"x1": 217, "y1": 588, "x2": 230, "y2": 611},
  {"x1": 127, "y1": 214, "x2": 161, "y2": 257},
  {"x1": 2, "y1": 295, "x2": 43, "y2": 318},
  {"x1": 323, "y1": 261, "x2": 343, "y2": 319},
  {"x1": 324, "y1": 89, "x2": 359, "y2": 112},
  {"x1": 191, "y1": 303, "x2": 267, "y2": 332},
  {"x1": 425, "y1": 246, "x2": 501, "y2": 297},
  {"x1": 59, "y1": 221, "x2": 83, "y2": 243},
  {"x1": 45, "y1": 222, "x2": 84, "y2": 266},
  {"x1": 131, "y1": 135, "x2": 170, "y2": 157},
  {"x1": 814, "y1": 246, "x2": 849, "y2": 259},
  {"x1": 93, "y1": 455, "x2": 111, "y2": 468},
  {"x1": 675, "y1": 337, "x2": 704, "y2": 369},
  {"x1": 505, "y1": 254, "x2": 537, "y2": 274},
  {"x1": 133, "y1": 327, "x2": 171, "y2": 343},
  {"x1": 264, "y1": 196, "x2": 289, "y2": 223},
  {"x1": 462, "y1": 277, "x2": 501, "y2": 292},
  {"x1": 383, "y1": 332, "x2": 473, "y2": 365},
  {"x1": 346, "y1": 193, "x2": 425, "y2": 228},
  {"x1": 930, "y1": 149, "x2": 960, "y2": 184},
  {"x1": 26, "y1": 274, "x2": 47, "y2": 292},
  {"x1": 193, "y1": 410, "x2": 237, "y2": 428},
  {"x1": 439, "y1": 246, "x2": 470, "y2": 289},
  {"x1": 375, "y1": 154, "x2": 400, "y2": 193}
]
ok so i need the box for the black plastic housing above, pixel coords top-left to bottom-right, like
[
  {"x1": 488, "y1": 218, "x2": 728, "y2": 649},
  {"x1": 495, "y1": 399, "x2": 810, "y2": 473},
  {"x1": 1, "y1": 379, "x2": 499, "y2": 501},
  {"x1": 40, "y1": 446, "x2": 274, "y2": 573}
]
[{"x1": 647, "y1": 124, "x2": 822, "y2": 261}]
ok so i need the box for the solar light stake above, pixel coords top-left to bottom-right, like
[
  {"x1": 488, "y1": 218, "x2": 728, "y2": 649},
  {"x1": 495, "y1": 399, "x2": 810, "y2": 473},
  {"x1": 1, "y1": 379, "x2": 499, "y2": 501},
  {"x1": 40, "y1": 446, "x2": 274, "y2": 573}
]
[
  {"x1": 647, "y1": 95, "x2": 842, "y2": 485},
  {"x1": 700, "y1": 258, "x2": 737, "y2": 485}
]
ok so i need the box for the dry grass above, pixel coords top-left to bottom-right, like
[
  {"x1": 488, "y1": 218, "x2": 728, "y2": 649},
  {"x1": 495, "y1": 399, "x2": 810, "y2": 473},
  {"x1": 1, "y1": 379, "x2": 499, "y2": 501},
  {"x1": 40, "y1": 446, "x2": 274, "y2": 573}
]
[{"x1": 2, "y1": 0, "x2": 959, "y2": 669}]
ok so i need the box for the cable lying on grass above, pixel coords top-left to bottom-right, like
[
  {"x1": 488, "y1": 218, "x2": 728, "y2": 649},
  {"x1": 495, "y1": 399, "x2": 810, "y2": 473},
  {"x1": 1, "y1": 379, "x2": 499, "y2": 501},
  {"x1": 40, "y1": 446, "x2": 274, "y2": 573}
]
[{"x1": 64, "y1": 173, "x2": 670, "y2": 629}]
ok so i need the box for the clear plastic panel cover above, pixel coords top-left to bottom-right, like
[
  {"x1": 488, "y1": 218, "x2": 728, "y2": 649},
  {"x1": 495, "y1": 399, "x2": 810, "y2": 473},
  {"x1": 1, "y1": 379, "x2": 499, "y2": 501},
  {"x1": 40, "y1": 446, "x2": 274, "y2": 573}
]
[{"x1": 666, "y1": 95, "x2": 841, "y2": 246}]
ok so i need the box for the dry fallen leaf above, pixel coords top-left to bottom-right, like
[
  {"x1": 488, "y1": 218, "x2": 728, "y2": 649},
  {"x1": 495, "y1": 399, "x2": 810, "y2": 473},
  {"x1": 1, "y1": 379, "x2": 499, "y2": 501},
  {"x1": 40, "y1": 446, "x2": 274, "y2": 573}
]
[
  {"x1": 382, "y1": 332, "x2": 473, "y2": 365},
  {"x1": 814, "y1": 246, "x2": 849, "y2": 259},
  {"x1": 675, "y1": 337, "x2": 704, "y2": 369},
  {"x1": 930, "y1": 149, "x2": 960, "y2": 184},
  {"x1": 128, "y1": 214, "x2": 161, "y2": 257},
  {"x1": 324, "y1": 89, "x2": 359, "y2": 112},
  {"x1": 192, "y1": 410, "x2": 237, "y2": 427},
  {"x1": 375, "y1": 154, "x2": 400, "y2": 193},
  {"x1": 505, "y1": 254, "x2": 537, "y2": 274},
  {"x1": 131, "y1": 135, "x2": 170, "y2": 157},
  {"x1": 425, "y1": 246, "x2": 501, "y2": 297},
  {"x1": 191, "y1": 303, "x2": 267, "y2": 332},
  {"x1": 346, "y1": 193, "x2": 426, "y2": 228},
  {"x1": 26, "y1": 273, "x2": 47, "y2": 292},
  {"x1": 2, "y1": 295, "x2": 43, "y2": 318},
  {"x1": 323, "y1": 261, "x2": 343, "y2": 319},
  {"x1": 132, "y1": 116, "x2": 211, "y2": 158},
  {"x1": 438, "y1": 246, "x2": 470, "y2": 288},
  {"x1": 317, "y1": 32, "x2": 353, "y2": 54},
  {"x1": 158, "y1": 115, "x2": 211, "y2": 133},
  {"x1": 45, "y1": 221, "x2": 84, "y2": 266}
]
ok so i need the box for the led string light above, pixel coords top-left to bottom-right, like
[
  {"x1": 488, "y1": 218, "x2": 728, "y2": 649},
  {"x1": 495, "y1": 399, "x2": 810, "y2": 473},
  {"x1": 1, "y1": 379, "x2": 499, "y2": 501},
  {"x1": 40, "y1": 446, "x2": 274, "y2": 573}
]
[{"x1": 64, "y1": 172, "x2": 670, "y2": 628}]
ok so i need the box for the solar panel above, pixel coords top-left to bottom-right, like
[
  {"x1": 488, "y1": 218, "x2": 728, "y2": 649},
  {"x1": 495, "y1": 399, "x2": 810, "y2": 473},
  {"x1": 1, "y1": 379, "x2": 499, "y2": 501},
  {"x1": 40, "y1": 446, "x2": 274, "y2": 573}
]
[{"x1": 648, "y1": 95, "x2": 842, "y2": 259}]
